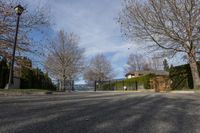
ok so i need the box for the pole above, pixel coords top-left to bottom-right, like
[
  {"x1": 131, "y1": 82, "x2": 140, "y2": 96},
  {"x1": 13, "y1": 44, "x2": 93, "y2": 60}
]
[
  {"x1": 136, "y1": 81, "x2": 138, "y2": 91},
  {"x1": 109, "y1": 80, "x2": 111, "y2": 90},
  {"x1": 6, "y1": 15, "x2": 20, "y2": 89},
  {"x1": 72, "y1": 80, "x2": 74, "y2": 91},
  {"x1": 94, "y1": 81, "x2": 97, "y2": 91},
  {"x1": 123, "y1": 80, "x2": 125, "y2": 91}
]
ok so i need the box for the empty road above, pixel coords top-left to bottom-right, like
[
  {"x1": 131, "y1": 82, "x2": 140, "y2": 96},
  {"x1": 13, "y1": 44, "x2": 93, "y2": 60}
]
[{"x1": 0, "y1": 92, "x2": 200, "y2": 133}]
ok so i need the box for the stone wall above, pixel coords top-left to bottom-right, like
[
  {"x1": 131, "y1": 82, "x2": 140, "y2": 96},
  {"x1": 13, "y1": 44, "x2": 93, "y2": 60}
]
[{"x1": 150, "y1": 76, "x2": 171, "y2": 92}]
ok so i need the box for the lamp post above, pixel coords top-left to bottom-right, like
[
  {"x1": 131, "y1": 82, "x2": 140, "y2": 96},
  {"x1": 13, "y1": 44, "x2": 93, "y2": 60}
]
[{"x1": 5, "y1": 5, "x2": 24, "y2": 89}]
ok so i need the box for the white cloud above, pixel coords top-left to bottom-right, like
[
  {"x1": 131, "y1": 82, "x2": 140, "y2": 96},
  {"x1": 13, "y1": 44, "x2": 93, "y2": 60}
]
[{"x1": 23, "y1": 0, "x2": 147, "y2": 79}]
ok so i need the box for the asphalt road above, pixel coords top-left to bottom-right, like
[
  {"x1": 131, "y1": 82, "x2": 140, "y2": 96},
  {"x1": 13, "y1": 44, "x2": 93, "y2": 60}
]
[{"x1": 0, "y1": 92, "x2": 200, "y2": 133}]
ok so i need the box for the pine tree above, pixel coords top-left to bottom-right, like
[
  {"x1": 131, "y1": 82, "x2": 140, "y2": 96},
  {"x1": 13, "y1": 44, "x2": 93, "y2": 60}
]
[
  {"x1": 0, "y1": 58, "x2": 9, "y2": 88},
  {"x1": 163, "y1": 59, "x2": 169, "y2": 71}
]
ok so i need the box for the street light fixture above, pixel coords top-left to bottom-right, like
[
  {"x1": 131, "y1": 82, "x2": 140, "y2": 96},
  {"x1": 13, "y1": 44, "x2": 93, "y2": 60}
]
[
  {"x1": 5, "y1": 5, "x2": 24, "y2": 89},
  {"x1": 15, "y1": 5, "x2": 24, "y2": 16}
]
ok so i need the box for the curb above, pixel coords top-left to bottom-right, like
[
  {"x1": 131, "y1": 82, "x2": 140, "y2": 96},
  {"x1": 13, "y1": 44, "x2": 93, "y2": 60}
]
[{"x1": 170, "y1": 91, "x2": 195, "y2": 94}]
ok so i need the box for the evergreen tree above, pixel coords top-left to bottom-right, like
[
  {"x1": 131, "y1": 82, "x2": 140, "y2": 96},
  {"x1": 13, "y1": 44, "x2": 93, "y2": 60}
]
[
  {"x1": 170, "y1": 64, "x2": 174, "y2": 70},
  {"x1": 0, "y1": 57, "x2": 9, "y2": 88},
  {"x1": 163, "y1": 59, "x2": 170, "y2": 71}
]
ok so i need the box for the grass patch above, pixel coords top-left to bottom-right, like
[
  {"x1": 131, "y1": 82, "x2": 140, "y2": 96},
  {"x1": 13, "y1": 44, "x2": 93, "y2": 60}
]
[
  {"x1": 114, "y1": 90, "x2": 138, "y2": 92},
  {"x1": 114, "y1": 89, "x2": 154, "y2": 92},
  {"x1": 0, "y1": 89, "x2": 53, "y2": 95}
]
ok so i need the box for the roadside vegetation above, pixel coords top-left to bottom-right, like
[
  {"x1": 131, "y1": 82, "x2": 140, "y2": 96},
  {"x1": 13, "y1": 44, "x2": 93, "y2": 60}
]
[
  {"x1": 98, "y1": 74, "x2": 153, "y2": 91},
  {"x1": 1, "y1": 0, "x2": 200, "y2": 92},
  {"x1": 84, "y1": 54, "x2": 115, "y2": 85},
  {"x1": 0, "y1": 89, "x2": 52, "y2": 95},
  {"x1": 0, "y1": 58, "x2": 56, "y2": 90},
  {"x1": 119, "y1": 0, "x2": 200, "y2": 89}
]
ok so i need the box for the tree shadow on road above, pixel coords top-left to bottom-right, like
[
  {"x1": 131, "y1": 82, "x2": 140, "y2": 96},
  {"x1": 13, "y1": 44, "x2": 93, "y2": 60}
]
[{"x1": 1, "y1": 93, "x2": 200, "y2": 133}]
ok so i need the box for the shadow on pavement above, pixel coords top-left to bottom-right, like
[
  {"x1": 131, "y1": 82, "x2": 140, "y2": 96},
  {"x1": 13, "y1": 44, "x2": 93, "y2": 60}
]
[{"x1": 0, "y1": 93, "x2": 200, "y2": 133}]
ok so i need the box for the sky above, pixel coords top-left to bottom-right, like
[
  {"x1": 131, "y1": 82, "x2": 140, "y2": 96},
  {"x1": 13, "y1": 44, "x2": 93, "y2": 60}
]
[{"x1": 22, "y1": 0, "x2": 186, "y2": 83}]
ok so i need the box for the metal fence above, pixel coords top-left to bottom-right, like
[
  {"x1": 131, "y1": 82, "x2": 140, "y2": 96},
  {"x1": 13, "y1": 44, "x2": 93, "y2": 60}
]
[
  {"x1": 74, "y1": 84, "x2": 94, "y2": 91},
  {"x1": 55, "y1": 80, "x2": 74, "y2": 91},
  {"x1": 55, "y1": 79, "x2": 146, "y2": 92},
  {"x1": 94, "y1": 79, "x2": 145, "y2": 91}
]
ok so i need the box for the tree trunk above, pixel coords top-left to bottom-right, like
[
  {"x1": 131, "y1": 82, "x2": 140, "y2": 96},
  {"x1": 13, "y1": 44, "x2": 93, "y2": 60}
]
[
  {"x1": 188, "y1": 49, "x2": 200, "y2": 89},
  {"x1": 61, "y1": 69, "x2": 66, "y2": 91},
  {"x1": 62, "y1": 76, "x2": 66, "y2": 91},
  {"x1": 62, "y1": 79, "x2": 65, "y2": 91}
]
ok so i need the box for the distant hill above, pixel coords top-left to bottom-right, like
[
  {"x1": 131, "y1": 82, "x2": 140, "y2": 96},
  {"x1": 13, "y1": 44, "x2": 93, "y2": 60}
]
[{"x1": 74, "y1": 84, "x2": 94, "y2": 91}]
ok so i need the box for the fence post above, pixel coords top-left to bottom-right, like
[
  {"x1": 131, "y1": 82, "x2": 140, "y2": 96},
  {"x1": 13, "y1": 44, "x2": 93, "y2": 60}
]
[
  {"x1": 123, "y1": 80, "x2": 125, "y2": 91},
  {"x1": 72, "y1": 80, "x2": 74, "y2": 91},
  {"x1": 136, "y1": 81, "x2": 138, "y2": 91},
  {"x1": 57, "y1": 79, "x2": 60, "y2": 91},
  {"x1": 94, "y1": 81, "x2": 97, "y2": 91},
  {"x1": 115, "y1": 80, "x2": 118, "y2": 90},
  {"x1": 109, "y1": 80, "x2": 111, "y2": 90}
]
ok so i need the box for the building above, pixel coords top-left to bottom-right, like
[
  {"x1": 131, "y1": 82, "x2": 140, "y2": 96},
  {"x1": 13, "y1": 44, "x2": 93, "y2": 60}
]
[
  {"x1": 13, "y1": 57, "x2": 32, "y2": 89},
  {"x1": 125, "y1": 70, "x2": 171, "y2": 92},
  {"x1": 125, "y1": 70, "x2": 169, "y2": 79}
]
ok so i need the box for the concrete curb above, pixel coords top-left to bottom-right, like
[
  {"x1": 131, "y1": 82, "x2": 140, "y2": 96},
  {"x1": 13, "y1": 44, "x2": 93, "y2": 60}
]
[{"x1": 170, "y1": 91, "x2": 195, "y2": 94}]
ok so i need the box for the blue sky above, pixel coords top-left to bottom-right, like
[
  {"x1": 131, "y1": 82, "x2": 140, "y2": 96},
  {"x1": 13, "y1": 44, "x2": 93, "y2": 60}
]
[{"x1": 22, "y1": 0, "x2": 186, "y2": 82}]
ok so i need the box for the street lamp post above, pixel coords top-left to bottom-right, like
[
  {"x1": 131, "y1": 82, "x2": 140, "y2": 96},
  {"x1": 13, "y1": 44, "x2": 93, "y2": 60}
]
[{"x1": 5, "y1": 5, "x2": 24, "y2": 89}]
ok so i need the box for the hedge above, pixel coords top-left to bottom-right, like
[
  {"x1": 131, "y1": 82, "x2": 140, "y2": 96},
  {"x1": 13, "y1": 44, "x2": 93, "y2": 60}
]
[
  {"x1": 98, "y1": 74, "x2": 154, "y2": 91},
  {"x1": 0, "y1": 58, "x2": 9, "y2": 88},
  {"x1": 20, "y1": 67, "x2": 56, "y2": 90},
  {"x1": 0, "y1": 57, "x2": 56, "y2": 90}
]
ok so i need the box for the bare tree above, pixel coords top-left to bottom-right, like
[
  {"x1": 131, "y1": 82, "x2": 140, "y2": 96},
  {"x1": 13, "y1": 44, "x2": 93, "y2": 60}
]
[
  {"x1": 0, "y1": 0, "x2": 49, "y2": 62},
  {"x1": 125, "y1": 53, "x2": 164, "y2": 72},
  {"x1": 150, "y1": 54, "x2": 163, "y2": 70},
  {"x1": 119, "y1": 0, "x2": 200, "y2": 88},
  {"x1": 45, "y1": 30, "x2": 84, "y2": 91},
  {"x1": 125, "y1": 53, "x2": 145, "y2": 72},
  {"x1": 84, "y1": 54, "x2": 115, "y2": 84},
  {"x1": 142, "y1": 62, "x2": 152, "y2": 71}
]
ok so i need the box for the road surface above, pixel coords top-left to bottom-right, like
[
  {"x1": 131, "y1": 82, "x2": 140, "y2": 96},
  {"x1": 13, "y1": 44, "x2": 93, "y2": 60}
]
[{"x1": 0, "y1": 92, "x2": 200, "y2": 133}]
